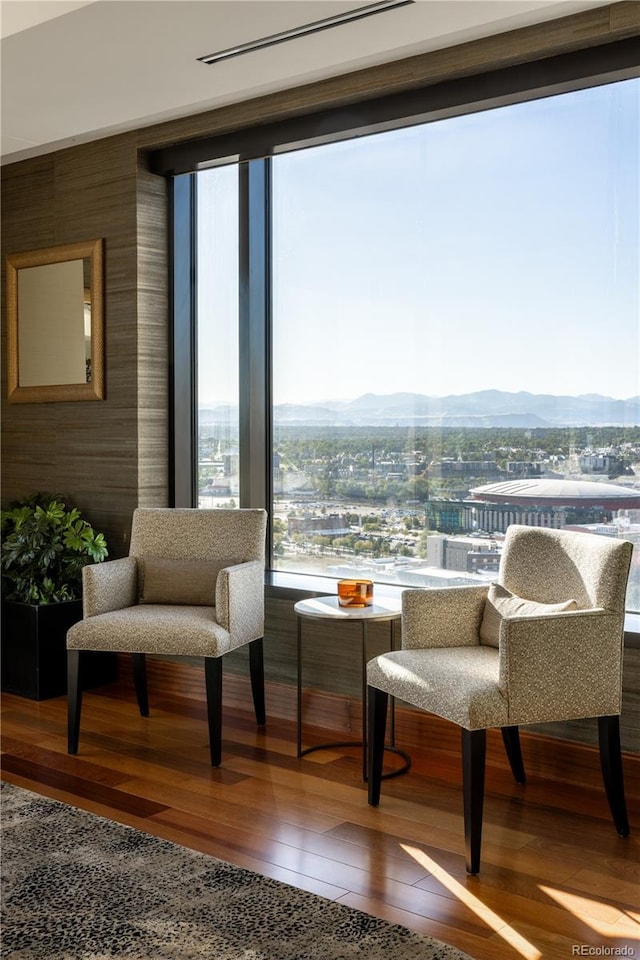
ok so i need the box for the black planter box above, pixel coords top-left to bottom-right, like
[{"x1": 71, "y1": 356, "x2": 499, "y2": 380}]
[{"x1": 1, "y1": 600, "x2": 117, "y2": 700}]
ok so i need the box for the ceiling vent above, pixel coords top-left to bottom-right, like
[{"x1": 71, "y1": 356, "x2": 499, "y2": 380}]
[{"x1": 197, "y1": 0, "x2": 414, "y2": 66}]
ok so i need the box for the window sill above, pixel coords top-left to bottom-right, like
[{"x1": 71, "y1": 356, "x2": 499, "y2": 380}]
[
  {"x1": 625, "y1": 612, "x2": 640, "y2": 648},
  {"x1": 265, "y1": 569, "x2": 404, "y2": 602}
]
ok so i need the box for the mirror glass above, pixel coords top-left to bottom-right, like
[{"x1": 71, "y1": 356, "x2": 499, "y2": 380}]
[{"x1": 6, "y1": 239, "x2": 104, "y2": 402}]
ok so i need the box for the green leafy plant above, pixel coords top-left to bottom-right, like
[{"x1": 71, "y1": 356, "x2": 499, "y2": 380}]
[{"x1": 1, "y1": 493, "x2": 108, "y2": 604}]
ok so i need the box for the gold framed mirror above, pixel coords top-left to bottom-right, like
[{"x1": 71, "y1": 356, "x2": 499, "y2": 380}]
[{"x1": 6, "y1": 238, "x2": 104, "y2": 403}]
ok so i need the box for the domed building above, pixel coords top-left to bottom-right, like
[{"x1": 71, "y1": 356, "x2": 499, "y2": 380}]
[
  {"x1": 471, "y1": 478, "x2": 640, "y2": 507},
  {"x1": 426, "y1": 478, "x2": 640, "y2": 535},
  {"x1": 466, "y1": 478, "x2": 640, "y2": 533}
]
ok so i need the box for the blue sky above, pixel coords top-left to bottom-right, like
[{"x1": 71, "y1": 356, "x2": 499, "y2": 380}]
[{"x1": 198, "y1": 78, "x2": 639, "y2": 407}]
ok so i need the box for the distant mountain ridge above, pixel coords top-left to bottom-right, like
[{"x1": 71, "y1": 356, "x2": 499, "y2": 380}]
[{"x1": 200, "y1": 390, "x2": 640, "y2": 428}]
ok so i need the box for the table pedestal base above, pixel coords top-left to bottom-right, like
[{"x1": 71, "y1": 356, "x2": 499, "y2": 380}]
[
  {"x1": 295, "y1": 595, "x2": 411, "y2": 785},
  {"x1": 299, "y1": 740, "x2": 411, "y2": 781}
]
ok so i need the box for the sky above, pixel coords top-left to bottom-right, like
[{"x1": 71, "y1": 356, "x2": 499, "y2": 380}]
[{"x1": 197, "y1": 77, "x2": 639, "y2": 407}]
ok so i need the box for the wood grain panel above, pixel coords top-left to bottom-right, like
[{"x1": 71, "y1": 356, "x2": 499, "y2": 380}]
[
  {"x1": 1, "y1": 157, "x2": 58, "y2": 499},
  {"x1": 0, "y1": 137, "x2": 166, "y2": 552},
  {"x1": 0, "y1": 156, "x2": 56, "y2": 251},
  {"x1": 1, "y1": 753, "x2": 170, "y2": 818},
  {"x1": 136, "y1": 157, "x2": 169, "y2": 507}
]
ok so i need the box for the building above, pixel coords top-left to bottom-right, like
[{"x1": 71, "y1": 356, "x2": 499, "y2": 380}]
[
  {"x1": 288, "y1": 514, "x2": 350, "y2": 537},
  {"x1": 470, "y1": 478, "x2": 640, "y2": 511},
  {"x1": 469, "y1": 478, "x2": 640, "y2": 530},
  {"x1": 580, "y1": 453, "x2": 612, "y2": 473},
  {"x1": 505, "y1": 460, "x2": 543, "y2": 477},
  {"x1": 427, "y1": 479, "x2": 640, "y2": 534},
  {"x1": 427, "y1": 459, "x2": 501, "y2": 479},
  {"x1": 424, "y1": 533, "x2": 501, "y2": 574}
]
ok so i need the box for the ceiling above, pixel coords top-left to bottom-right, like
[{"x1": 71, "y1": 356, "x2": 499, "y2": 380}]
[{"x1": 1, "y1": 0, "x2": 614, "y2": 164}]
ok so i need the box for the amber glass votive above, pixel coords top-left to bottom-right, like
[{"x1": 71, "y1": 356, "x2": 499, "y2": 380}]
[{"x1": 337, "y1": 579, "x2": 374, "y2": 607}]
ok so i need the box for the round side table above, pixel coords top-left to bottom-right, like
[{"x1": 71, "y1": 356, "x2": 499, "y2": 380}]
[{"x1": 294, "y1": 594, "x2": 411, "y2": 782}]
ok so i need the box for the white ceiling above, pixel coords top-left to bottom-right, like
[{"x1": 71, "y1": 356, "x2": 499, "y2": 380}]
[{"x1": 0, "y1": 0, "x2": 613, "y2": 164}]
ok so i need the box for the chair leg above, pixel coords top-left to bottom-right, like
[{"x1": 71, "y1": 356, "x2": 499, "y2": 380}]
[
  {"x1": 67, "y1": 650, "x2": 83, "y2": 755},
  {"x1": 249, "y1": 637, "x2": 266, "y2": 726},
  {"x1": 367, "y1": 686, "x2": 388, "y2": 806},
  {"x1": 462, "y1": 728, "x2": 486, "y2": 875},
  {"x1": 501, "y1": 725, "x2": 526, "y2": 784},
  {"x1": 598, "y1": 715, "x2": 630, "y2": 838},
  {"x1": 131, "y1": 653, "x2": 149, "y2": 717},
  {"x1": 205, "y1": 657, "x2": 223, "y2": 767}
]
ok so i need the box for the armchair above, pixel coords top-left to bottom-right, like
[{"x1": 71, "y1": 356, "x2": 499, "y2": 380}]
[
  {"x1": 67, "y1": 508, "x2": 267, "y2": 766},
  {"x1": 367, "y1": 525, "x2": 633, "y2": 873}
]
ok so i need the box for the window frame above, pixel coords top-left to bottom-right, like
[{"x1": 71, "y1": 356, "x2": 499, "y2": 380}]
[
  {"x1": 153, "y1": 37, "x2": 639, "y2": 176},
  {"x1": 163, "y1": 38, "x2": 640, "y2": 627}
]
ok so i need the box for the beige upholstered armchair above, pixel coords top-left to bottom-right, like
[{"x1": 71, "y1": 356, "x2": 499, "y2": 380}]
[
  {"x1": 67, "y1": 507, "x2": 267, "y2": 767},
  {"x1": 367, "y1": 525, "x2": 633, "y2": 874}
]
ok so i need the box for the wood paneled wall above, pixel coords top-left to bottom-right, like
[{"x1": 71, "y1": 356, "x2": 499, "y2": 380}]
[
  {"x1": 0, "y1": 135, "x2": 163, "y2": 552},
  {"x1": 134, "y1": 159, "x2": 169, "y2": 510},
  {"x1": 2, "y1": 2, "x2": 638, "y2": 750}
]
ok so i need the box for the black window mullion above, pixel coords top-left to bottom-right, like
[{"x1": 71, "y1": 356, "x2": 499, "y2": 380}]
[
  {"x1": 239, "y1": 159, "x2": 272, "y2": 545},
  {"x1": 170, "y1": 172, "x2": 198, "y2": 507}
]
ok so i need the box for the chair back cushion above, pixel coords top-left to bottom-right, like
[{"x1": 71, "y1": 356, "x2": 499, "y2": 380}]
[
  {"x1": 129, "y1": 508, "x2": 266, "y2": 564},
  {"x1": 498, "y1": 525, "x2": 632, "y2": 612},
  {"x1": 479, "y1": 582, "x2": 578, "y2": 647},
  {"x1": 138, "y1": 558, "x2": 238, "y2": 606}
]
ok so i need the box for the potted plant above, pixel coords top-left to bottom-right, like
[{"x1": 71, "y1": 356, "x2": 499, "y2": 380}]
[{"x1": 1, "y1": 493, "x2": 116, "y2": 699}]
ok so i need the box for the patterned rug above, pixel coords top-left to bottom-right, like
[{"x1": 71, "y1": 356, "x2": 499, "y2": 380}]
[{"x1": 1, "y1": 782, "x2": 474, "y2": 960}]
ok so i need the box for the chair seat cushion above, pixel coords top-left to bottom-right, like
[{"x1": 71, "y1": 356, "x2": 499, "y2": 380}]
[
  {"x1": 138, "y1": 558, "x2": 240, "y2": 606},
  {"x1": 479, "y1": 582, "x2": 578, "y2": 648},
  {"x1": 367, "y1": 647, "x2": 507, "y2": 730},
  {"x1": 66, "y1": 604, "x2": 231, "y2": 657}
]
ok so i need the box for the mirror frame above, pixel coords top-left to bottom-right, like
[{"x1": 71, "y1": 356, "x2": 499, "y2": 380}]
[{"x1": 6, "y1": 238, "x2": 104, "y2": 403}]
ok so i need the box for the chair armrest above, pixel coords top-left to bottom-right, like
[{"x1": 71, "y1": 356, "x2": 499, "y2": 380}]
[
  {"x1": 216, "y1": 559, "x2": 264, "y2": 647},
  {"x1": 402, "y1": 585, "x2": 489, "y2": 649},
  {"x1": 499, "y1": 608, "x2": 624, "y2": 725},
  {"x1": 82, "y1": 557, "x2": 138, "y2": 617}
]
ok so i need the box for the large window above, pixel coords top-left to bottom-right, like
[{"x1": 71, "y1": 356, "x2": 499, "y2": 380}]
[
  {"x1": 270, "y1": 80, "x2": 640, "y2": 608},
  {"x1": 174, "y1": 69, "x2": 640, "y2": 611}
]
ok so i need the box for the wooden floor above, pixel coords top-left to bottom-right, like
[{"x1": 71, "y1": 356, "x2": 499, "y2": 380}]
[{"x1": 2, "y1": 664, "x2": 640, "y2": 960}]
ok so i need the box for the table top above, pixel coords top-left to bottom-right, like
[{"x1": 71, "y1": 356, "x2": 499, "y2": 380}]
[{"x1": 294, "y1": 594, "x2": 401, "y2": 622}]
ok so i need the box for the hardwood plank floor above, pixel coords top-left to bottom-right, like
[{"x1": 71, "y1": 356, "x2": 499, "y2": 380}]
[{"x1": 2, "y1": 669, "x2": 639, "y2": 960}]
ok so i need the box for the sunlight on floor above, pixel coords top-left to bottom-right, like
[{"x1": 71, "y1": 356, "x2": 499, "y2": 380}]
[
  {"x1": 540, "y1": 886, "x2": 640, "y2": 940},
  {"x1": 401, "y1": 844, "x2": 542, "y2": 959}
]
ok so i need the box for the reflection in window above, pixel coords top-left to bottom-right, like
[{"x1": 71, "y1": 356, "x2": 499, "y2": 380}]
[{"x1": 270, "y1": 80, "x2": 640, "y2": 609}]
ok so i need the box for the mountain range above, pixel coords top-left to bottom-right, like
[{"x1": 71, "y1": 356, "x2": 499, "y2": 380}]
[{"x1": 200, "y1": 390, "x2": 640, "y2": 428}]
